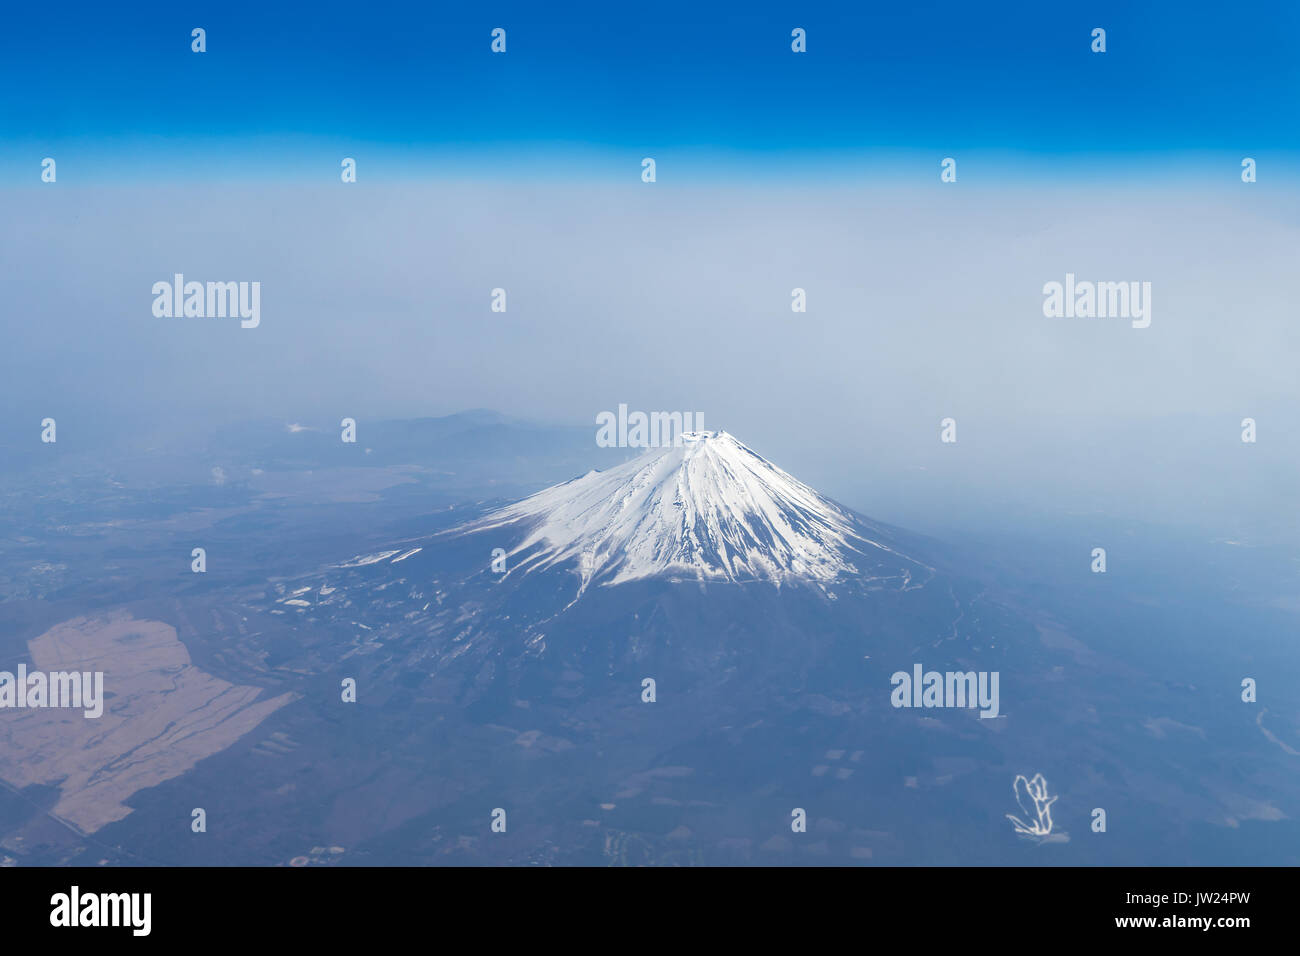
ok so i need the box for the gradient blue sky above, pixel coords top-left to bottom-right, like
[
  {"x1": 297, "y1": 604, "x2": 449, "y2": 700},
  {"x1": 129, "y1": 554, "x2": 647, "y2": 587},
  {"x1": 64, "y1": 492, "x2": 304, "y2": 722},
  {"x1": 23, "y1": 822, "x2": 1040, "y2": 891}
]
[
  {"x1": 3, "y1": 1, "x2": 1299, "y2": 544},
  {"x1": 3, "y1": 0, "x2": 1298, "y2": 179}
]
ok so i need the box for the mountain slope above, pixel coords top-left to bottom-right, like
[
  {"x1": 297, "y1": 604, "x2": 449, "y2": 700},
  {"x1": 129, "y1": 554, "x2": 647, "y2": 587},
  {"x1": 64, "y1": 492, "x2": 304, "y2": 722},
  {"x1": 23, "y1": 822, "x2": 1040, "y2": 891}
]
[
  {"x1": 454, "y1": 431, "x2": 929, "y2": 592},
  {"x1": 256, "y1": 430, "x2": 956, "y2": 701}
]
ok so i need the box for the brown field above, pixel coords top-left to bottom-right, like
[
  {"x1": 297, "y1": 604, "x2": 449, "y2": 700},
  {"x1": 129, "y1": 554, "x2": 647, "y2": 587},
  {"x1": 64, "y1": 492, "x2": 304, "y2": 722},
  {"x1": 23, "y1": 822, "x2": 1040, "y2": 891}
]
[{"x1": 0, "y1": 612, "x2": 296, "y2": 833}]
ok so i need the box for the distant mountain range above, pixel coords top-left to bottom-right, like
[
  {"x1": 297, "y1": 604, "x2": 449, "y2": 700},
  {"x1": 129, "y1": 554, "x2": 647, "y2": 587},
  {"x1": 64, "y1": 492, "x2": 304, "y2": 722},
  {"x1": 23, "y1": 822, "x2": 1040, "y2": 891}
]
[{"x1": 213, "y1": 409, "x2": 629, "y2": 486}]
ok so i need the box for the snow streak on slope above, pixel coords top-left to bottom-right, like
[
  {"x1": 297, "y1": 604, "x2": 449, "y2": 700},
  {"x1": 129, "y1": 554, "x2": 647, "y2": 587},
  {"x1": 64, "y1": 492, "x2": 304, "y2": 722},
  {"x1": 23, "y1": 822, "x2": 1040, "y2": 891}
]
[{"x1": 457, "y1": 431, "x2": 917, "y2": 589}]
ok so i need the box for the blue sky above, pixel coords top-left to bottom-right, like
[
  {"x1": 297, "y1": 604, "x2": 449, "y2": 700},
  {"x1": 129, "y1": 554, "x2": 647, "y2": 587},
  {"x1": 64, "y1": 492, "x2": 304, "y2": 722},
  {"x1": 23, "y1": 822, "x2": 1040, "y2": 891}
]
[
  {"x1": 3, "y1": 0, "x2": 1298, "y2": 180},
  {"x1": 2, "y1": 1, "x2": 1298, "y2": 543}
]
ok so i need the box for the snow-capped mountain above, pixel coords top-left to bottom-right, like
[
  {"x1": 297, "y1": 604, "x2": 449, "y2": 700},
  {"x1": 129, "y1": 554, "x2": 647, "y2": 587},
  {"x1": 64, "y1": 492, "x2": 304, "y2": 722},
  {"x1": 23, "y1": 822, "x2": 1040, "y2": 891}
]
[
  {"x1": 255, "y1": 423, "x2": 998, "y2": 759},
  {"x1": 452, "y1": 431, "x2": 929, "y2": 591}
]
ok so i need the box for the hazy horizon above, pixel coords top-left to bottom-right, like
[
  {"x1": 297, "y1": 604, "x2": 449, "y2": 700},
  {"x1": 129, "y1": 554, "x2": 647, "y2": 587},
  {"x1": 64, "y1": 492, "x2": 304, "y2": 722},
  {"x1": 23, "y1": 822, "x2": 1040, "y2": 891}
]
[{"x1": 4, "y1": 179, "x2": 1298, "y2": 546}]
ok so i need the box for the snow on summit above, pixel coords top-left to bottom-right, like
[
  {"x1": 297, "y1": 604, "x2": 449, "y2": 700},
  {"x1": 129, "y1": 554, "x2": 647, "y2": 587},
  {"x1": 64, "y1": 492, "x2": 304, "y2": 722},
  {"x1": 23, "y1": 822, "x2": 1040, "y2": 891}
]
[{"x1": 458, "y1": 431, "x2": 914, "y2": 589}]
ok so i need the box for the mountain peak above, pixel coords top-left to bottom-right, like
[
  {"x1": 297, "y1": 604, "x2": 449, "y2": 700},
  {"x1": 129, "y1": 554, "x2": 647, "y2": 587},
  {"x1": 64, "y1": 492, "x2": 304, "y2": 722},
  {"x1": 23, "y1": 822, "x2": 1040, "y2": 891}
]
[{"x1": 457, "y1": 432, "x2": 914, "y2": 590}]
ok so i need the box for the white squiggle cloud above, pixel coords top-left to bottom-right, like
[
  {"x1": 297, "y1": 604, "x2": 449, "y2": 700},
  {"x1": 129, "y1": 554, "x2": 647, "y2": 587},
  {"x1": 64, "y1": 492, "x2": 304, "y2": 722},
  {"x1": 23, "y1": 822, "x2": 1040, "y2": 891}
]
[{"x1": 1006, "y1": 772, "x2": 1058, "y2": 839}]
